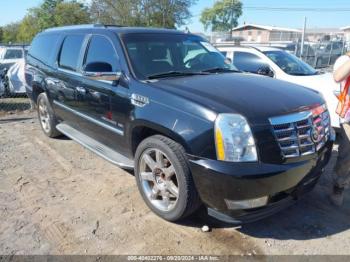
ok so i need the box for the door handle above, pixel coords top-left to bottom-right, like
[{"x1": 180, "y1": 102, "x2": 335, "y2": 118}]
[{"x1": 76, "y1": 86, "x2": 86, "y2": 94}]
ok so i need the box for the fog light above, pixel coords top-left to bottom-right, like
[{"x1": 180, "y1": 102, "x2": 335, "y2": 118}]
[{"x1": 225, "y1": 196, "x2": 269, "y2": 210}]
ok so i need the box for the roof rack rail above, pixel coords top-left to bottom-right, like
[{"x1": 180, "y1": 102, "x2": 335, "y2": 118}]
[
  {"x1": 43, "y1": 24, "x2": 126, "y2": 32},
  {"x1": 93, "y1": 24, "x2": 125, "y2": 28}
]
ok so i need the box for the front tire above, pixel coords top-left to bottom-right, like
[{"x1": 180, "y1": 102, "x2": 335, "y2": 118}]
[
  {"x1": 37, "y1": 93, "x2": 61, "y2": 138},
  {"x1": 135, "y1": 135, "x2": 202, "y2": 222}
]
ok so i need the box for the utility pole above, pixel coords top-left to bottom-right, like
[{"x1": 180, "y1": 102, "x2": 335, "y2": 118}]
[
  {"x1": 229, "y1": 0, "x2": 234, "y2": 41},
  {"x1": 211, "y1": 0, "x2": 216, "y2": 43},
  {"x1": 300, "y1": 16, "x2": 307, "y2": 59}
]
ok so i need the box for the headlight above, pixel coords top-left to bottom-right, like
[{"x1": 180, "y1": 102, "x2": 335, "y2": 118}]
[{"x1": 214, "y1": 114, "x2": 257, "y2": 162}]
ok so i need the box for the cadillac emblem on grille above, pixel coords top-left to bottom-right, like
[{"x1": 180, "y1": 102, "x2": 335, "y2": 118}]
[{"x1": 269, "y1": 105, "x2": 331, "y2": 158}]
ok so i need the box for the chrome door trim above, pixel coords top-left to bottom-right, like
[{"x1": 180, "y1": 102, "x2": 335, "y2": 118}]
[
  {"x1": 53, "y1": 100, "x2": 124, "y2": 136},
  {"x1": 57, "y1": 67, "x2": 82, "y2": 77}
]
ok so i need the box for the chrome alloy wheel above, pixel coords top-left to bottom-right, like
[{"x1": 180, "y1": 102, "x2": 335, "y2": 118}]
[
  {"x1": 139, "y1": 148, "x2": 179, "y2": 212},
  {"x1": 38, "y1": 98, "x2": 51, "y2": 133}
]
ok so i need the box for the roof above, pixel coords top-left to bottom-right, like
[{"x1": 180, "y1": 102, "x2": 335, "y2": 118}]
[
  {"x1": 341, "y1": 26, "x2": 350, "y2": 31},
  {"x1": 214, "y1": 44, "x2": 282, "y2": 52},
  {"x1": 43, "y1": 24, "x2": 185, "y2": 35},
  {"x1": 254, "y1": 46, "x2": 283, "y2": 52},
  {"x1": 306, "y1": 28, "x2": 343, "y2": 34},
  {"x1": 232, "y1": 23, "x2": 301, "y2": 33}
]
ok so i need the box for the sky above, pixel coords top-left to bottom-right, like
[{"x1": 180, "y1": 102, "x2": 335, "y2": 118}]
[{"x1": 0, "y1": 0, "x2": 349, "y2": 32}]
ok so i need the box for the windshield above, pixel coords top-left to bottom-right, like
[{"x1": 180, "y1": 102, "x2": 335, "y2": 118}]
[
  {"x1": 122, "y1": 33, "x2": 237, "y2": 79},
  {"x1": 4, "y1": 49, "x2": 23, "y2": 60},
  {"x1": 263, "y1": 50, "x2": 317, "y2": 76}
]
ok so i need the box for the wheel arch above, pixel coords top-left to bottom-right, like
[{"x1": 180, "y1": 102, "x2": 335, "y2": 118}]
[
  {"x1": 130, "y1": 121, "x2": 191, "y2": 157},
  {"x1": 32, "y1": 83, "x2": 45, "y2": 104}
]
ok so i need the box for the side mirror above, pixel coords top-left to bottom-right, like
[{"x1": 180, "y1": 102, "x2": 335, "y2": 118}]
[
  {"x1": 257, "y1": 65, "x2": 274, "y2": 78},
  {"x1": 83, "y1": 62, "x2": 121, "y2": 82},
  {"x1": 224, "y1": 57, "x2": 232, "y2": 64}
]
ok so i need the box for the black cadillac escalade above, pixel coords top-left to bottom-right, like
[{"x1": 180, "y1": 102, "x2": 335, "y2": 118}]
[{"x1": 25, "y1": 24, "x2": 334, "y2": 224}]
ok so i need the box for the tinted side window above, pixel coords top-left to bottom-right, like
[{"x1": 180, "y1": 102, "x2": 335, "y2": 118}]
[
  {"x1": 59, "y1": 35, "x2": 85, "y2": 71},
  {"x1": 4, "y1": 49, "x2": 23, "y2": 59},
  {"x1": 29, "y1": 34, "x2": 60, "y2": 64},
  {"x1": 84, "y1": 35, "x2": 119, "y2": 72},
  {"x1": 233, "y1": 52, "x2": 265, "y2": 73}
]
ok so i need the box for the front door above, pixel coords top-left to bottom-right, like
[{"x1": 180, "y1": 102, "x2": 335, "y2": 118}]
[{"x1": 76, "y1": 34, "x2": 128, "y2": 153}]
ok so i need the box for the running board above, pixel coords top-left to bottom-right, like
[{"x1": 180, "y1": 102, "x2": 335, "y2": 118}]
[{"x1": 56, "y1": 123, "x2": 134, "y2": 170}]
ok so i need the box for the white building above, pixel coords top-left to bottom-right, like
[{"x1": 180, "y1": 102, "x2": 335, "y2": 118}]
[{"x1": 231, "y1": 23, "x2": 301, "y2": 43}]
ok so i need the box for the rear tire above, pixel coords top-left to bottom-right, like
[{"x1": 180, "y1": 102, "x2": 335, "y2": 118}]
[
  {"x1": 37, "y1": 93, "x2": 61, "y2": 138},
  {"x1": 135, "y1": 135, "x2": 202, "y2": 222}
]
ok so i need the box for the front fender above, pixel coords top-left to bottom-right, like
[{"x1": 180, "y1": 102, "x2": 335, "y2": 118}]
[{"x1": 128, "y1": 101, "x2": 217, "y2": 159}]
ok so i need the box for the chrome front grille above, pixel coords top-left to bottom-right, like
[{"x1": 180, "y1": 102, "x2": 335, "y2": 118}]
[{"x1": 270, "y1": 105, "x2": 331, "y2": 158}]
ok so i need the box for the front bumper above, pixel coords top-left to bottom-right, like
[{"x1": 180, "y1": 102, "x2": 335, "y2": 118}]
[{"x1": 188, "y1": 139, "x2": 333, "y2": 224}]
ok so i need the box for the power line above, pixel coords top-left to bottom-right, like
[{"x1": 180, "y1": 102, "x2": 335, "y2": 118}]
[
  {"x1": 243, "y1": 6, "x2": 350, "y2": 12},
  {"x1": 191, "y1": 5, "x2": 350, "y2": 18},
  {"x1": 192, "y1": 6, "x2": 350, "y2": 17}
]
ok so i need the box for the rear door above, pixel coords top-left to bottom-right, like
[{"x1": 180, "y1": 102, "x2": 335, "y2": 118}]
[
  {"x1": 51, "y1": 34, "x2": 89, "y2": 128},
  {"x1": 26, "y1": 33, "x2": 61, "y2": 103}
]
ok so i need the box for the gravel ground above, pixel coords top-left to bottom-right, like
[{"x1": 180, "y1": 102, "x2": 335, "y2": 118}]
[{"x1": 0, "y1": 112, "x2": 350, "y2": 255}]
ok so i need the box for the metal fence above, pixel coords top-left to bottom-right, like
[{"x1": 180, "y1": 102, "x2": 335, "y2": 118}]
[
  {"x1": 0, "y1": 74, "x2": 33, "y2": 117},
  {"x1": 253, "y1": 39, "x2": 350, "y2": 69},
  {"x1": 209, "y1": 31, "x2": 350, "y2": 69}
]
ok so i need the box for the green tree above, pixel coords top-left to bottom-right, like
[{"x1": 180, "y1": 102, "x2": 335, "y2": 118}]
[
  {"x1": 89, "y1": 0, "x2": 137, "y2": 25},
  {"x1": 36, "y1": 0, "x2": 64, "y2": 30},
  {"x1": 1, "y1": 23, "x2": 21, "y2": 44},
  {"x1": 16, "y1": 0, "x2": 91, "y2": 43},
  {"x1": 0, "y1": 27, "x2": 3, "y2": 43},
  {"x1": 17, "y1": 15, "x2": 41, "y2": 43},
  {"x1": 89, "y1": 0, "x2": 196, "y2": 28},
  {"x1": 53, "y1": 1, "x2": 91, "y2": 27},
  {"x1": 141, "y1": 0, "x2": 196, "y2": 28},
  {"x1": 200, "y1": 0, "x2": 242, "y2": 32}
]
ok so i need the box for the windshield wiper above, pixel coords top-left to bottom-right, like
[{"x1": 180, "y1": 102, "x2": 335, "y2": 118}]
[
  {"x1": 147, "y1": 71, "x2": 209, "y2": 80},
  {"x1": 288, "y1": 72, "x2": 318, "y2": 76},
  {"x1": 201, "y1": 67, "x2": 241, "y2": 74}
]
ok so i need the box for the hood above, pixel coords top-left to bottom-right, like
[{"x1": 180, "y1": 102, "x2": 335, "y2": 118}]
[
  {"x1": 288, "y1": 72, "x2": 340, "y2": 93},
  {"x1": 149, "y1": 73, "x2": 324, "y2": 123}
]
